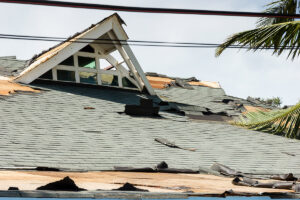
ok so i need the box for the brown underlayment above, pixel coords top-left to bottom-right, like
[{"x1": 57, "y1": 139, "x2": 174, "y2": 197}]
[
  {"x1": 243, "y1": 105, "x2": 270, "y2": 114},
  {"x1": 146, "y1": 76, "x2": 221, "y2": 89},
  {"x1": 0, "y1": 80, "x2": 39, "y2": 96},
  {"x1": 0, "y1": 171, "x2": 292, "y2": 194}
]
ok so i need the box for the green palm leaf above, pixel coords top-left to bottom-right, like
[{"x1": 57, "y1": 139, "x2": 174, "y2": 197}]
[
  {"x1": 233, "y1": 102, "x2": 300, "y2": 139},
  {"x1": 216, "y1": 21, "x2": 300, "y2": 60},
  {"x1": 257, "y1": 0, "x2": 298, "y2": 27}
]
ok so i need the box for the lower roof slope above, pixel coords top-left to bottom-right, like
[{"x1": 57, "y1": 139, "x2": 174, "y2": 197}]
[{"x1": 0, "y1": 83, "x2": 299, "y2": 174}]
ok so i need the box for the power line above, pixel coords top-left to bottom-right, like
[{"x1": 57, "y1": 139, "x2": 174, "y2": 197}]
[
  {"x1": 0, "y1": 33, "x2": 225, "y2": 46},
  {"x1": 0, "y1": 33, "x2": 294, "y2": 50},
  {"x1": 0, "y1": 35, "x2": 231, "y2": 48},
  {"x1": 1, "y1": 0, "x2": 300, "y2": 18}
]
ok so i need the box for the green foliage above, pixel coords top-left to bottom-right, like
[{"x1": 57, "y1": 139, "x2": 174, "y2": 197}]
[
  {"x1": 270, "y1": 97, "x2": 283, "y2": 107},
  {"x1": 233, "y1": 102, "x2": 300, "y2": 139},
  {"x1": 216, "y1": 0, "x2": 300, "y2": 60},
  {"x1": 250, "y1": 96, "x2": 282, "y2": 107},
  {"x1": 216, "y1": 0, "x2": 300, "y2": 139},
  {"x1": 216, "y1": 21, "x2": 300, "y2": 60},
  {"x1": 257, "y1": 0, "x2": 299, "y2": 27}
]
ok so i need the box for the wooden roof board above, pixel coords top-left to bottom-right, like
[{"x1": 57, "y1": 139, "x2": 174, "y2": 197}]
[
  {"x1": 0, "y1": 171, "x2": 292, "y2": 195},
  {"x1": 0, "y1": 80, "x2": 39, "y2": 96}
]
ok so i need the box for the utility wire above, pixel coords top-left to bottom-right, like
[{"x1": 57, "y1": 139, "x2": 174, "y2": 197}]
[
  {"x1": 0, "y1": 35, "x2": 232, "y2": 48},
  {"x1": 0, "y1": 33, "x2": 294, "y2": 50},
  {"x1": 0, "y1": 33, "x2": 226, "y2": 47},
  {"x1": 1, "y1": 0, "x2": 300, "y2": 18}
]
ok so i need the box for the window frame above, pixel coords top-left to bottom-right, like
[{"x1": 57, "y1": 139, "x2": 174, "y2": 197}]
[{"x1": 39, "y1": 48, "x2": 138, "y2": 90}]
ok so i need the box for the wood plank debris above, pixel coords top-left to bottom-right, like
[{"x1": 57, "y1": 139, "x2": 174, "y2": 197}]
[{"x1": 154, "y1": 137, "x2": 196, "y2": 152}]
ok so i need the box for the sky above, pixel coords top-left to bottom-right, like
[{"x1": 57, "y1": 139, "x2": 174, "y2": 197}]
[{"x1": 0, "y1": 0, "x2": 299, "y2": 105}]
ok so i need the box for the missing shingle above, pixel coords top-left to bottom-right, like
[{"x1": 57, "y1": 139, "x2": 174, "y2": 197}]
[
  {"x1": 154, "y1": 137, "x2": 196, "y2": 152},
  {"x1": 125, "y1": 98, "x2": 159, "y2": 116},
  {"x1": 118, "y1": 111, "x2": 163, "y2": 119},
  {"x1": 203, "y1": 110, "x2": 227, "y2": 116},
  {"x1": 36, "y1": 166, "x2": 60, "y2": 171},
  {"x1": 222, "y1": 99, "x2": 234, "y2": 104}
]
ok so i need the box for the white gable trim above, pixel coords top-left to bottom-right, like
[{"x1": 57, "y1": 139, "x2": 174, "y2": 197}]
[
  {"x1": 15, "y1": 20, "x2": 113, "y2": 84},
  {"x1": 14, "y1": 14, "x2": 156, "y2": 95},
  {"x1": 111, "y1": 22, "x2": 155, "y2": 95}
]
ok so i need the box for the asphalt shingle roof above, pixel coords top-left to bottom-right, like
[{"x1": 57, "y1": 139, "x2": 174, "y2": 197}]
[
  {"x1": 0, "y1": 57, "x2": 27, "y2": 76},
  {"x1": 0, "y1": 83, "x2": 299, "y2": 174}
]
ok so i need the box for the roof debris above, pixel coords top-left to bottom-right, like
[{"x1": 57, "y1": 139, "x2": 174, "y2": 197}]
[
  {"x1": 146, "y1": 72, "x2": 221, "y2": 89},
  {"x1": 232, "y1": 176, "x2": 299, "y2": 191},
  {"x1": 211, "y1": 163, "x2": 244, "y2": 177},
  {"x1": 154, "y1": 137, "x2": 196, "y2": 152},
  {"x1": 0, "y1": 170, "x2": 294, "y2": 197},
  {"x1": 270, "y1": 173, "x2": 298, "y2": 181},
  {"x1": 114, "y1": 161, "x2": 198, "y2": 174},
  {"x1": 114, "y1": 183, "x2": 149, "y2": 192},
  {"x1": 37, "y1": 176, "x2": 86, "y2": 191}
]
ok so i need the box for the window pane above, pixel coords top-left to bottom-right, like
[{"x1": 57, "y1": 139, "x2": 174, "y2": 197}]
[
  {"x1": 39, "y1": 70, "x2": 53, "y2": 80},
  {"x1": 78, "y1": 56, "x2": 96, "y2": 69},
  {"x1": 80, "y1": 45, "x2": 95, "y2": 53},
  {"x1": 101, "y1": 74, "x2": 118, "y2": 86},
  {"x1": 57, "y1": 70, "x2": 75, "y2": 82},
  {"x1": 59, "y1": 56, "x2": 74, "y2": 66},
  {"x1": 99, "y1": 59, "x2": 114, "y2": 70},
  {"x1": 79, "y1": 72, "x2": 97, "y2": 85},
  {"x1": 122, "y1": 77, "x2": 137, "y2": 88}
]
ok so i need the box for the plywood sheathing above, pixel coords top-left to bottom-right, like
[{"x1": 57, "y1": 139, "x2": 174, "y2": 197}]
[
  {"x1": 0, "y1": 80, "x2": 39, "y2": 96},
  {"x1": 243, "y1": 105, "x2": 270, "y2": 114},
  {"x1": 189, "y1": 81, "x2": 221, "y2": 88},
  {"x1": 146, "y1": 76, "x2": 221, "y2": 89},
  {"x1": 0, "y1": 171, "x2": 291, "y2": 195}
]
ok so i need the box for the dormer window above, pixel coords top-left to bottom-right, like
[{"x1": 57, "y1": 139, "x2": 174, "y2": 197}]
[
  {"x1": 79, "y1": 45, "x2": 95, "y2": 53},
  {"x1": 15, "y1": 14, "x2": 155, "y2": 95}
]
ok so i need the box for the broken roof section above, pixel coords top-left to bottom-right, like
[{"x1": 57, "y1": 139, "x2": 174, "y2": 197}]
[
  {"x1": 14, "y1": 13, "x2": 155, "y2": 95},
  {"x1": 0, "y1": 80, "x2": 39, "y2": 96},
  {"x1": 146, "y1": 72, "x2": 221, "y2": 89}
]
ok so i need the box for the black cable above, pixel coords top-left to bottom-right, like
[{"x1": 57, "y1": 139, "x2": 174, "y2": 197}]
[
  {"x1": 1, "y1": 0, "x2": 300, "y2": 18},
  {"x1": 0, "y1": 34, "x2": 294, "y2": 50},
  {"x1": 0, "y1": 33, "x2": 226, "y2": 46},
  {"x1": 0, "y1": 35, "x2": 226, "y2": 48}
]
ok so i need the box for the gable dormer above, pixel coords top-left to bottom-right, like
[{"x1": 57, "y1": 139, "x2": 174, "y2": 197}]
[{"x1": 15, "y1": 13, "x2": 155, "y2": 95}]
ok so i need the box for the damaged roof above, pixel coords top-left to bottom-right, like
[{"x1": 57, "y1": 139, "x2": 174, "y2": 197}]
[
  {"x1": 0, "y1": 81, "x2": 298, "y2": 175},
  {"x1": 0, "y1": 14, "x2": 298, "y2": 197}
]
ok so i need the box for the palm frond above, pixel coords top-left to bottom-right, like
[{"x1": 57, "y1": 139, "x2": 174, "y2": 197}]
[
  {"x1": 215, "y1": 21, "x2": 300, "y2": 60},
  {"x1": 233, "y1": 102, "x2": 300, "y2": 139},
  {"x1": 257, "y1": 0, "x2": 298, "y2": 27}
]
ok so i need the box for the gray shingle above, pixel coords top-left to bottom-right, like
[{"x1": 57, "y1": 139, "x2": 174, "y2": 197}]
[{"x1": 0, "y1": 83, "x2": 299, "y2": 174}]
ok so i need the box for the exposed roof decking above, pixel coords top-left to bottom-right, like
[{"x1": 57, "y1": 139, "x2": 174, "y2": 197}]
[
  {"x1": 0, "y1": 83, "x2": 299, "y2": 174},
  {"x1": 0, "y1": 171, "x2": 291, "y2": 195}
]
